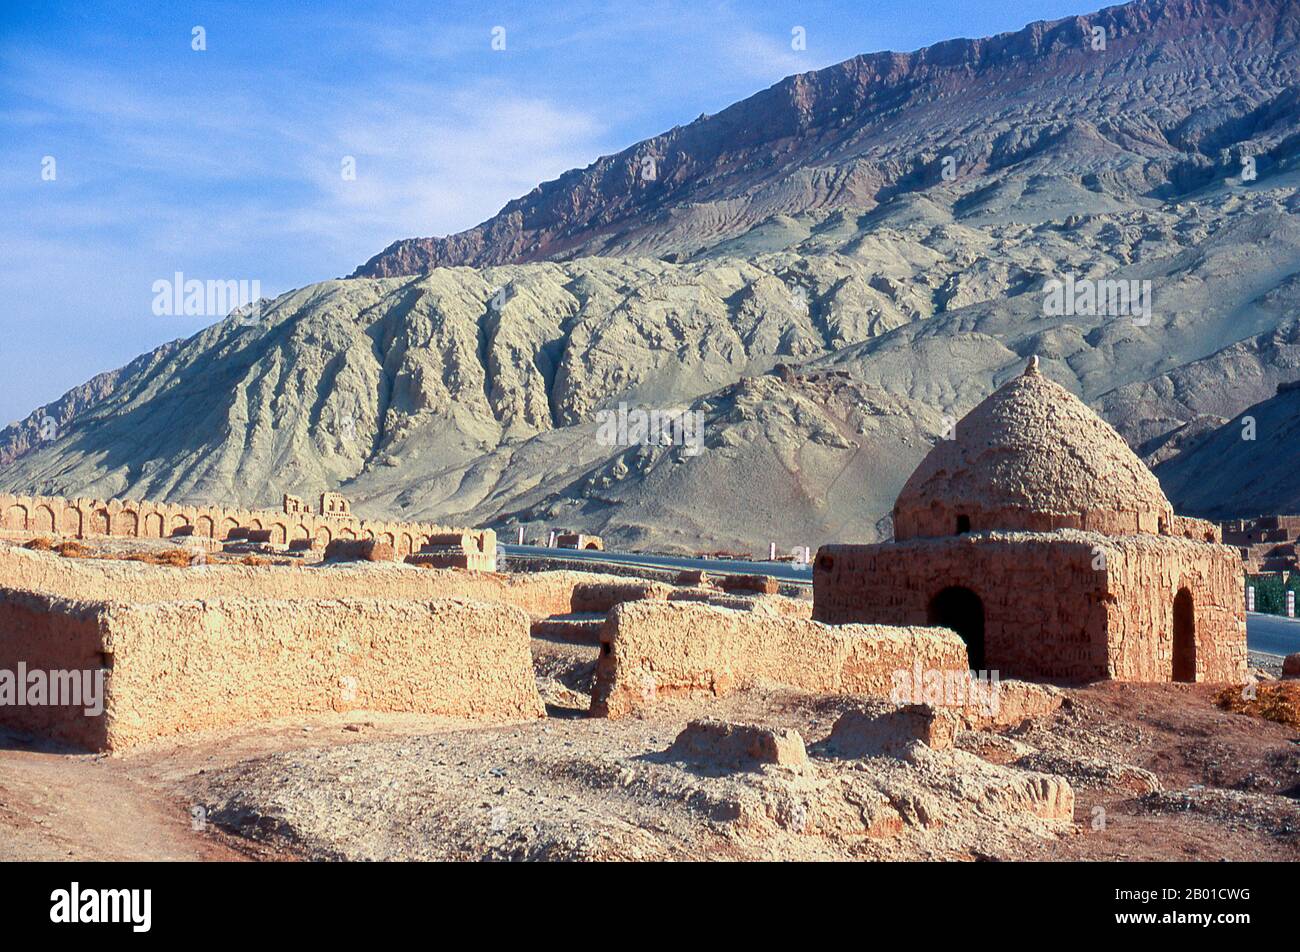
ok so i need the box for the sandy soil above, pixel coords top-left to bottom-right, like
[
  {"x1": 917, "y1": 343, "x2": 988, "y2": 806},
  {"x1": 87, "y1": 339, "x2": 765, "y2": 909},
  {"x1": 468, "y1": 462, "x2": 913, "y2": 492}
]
[{"x1": 0, "y1": 636, "x2": 1296, "y2": 862}]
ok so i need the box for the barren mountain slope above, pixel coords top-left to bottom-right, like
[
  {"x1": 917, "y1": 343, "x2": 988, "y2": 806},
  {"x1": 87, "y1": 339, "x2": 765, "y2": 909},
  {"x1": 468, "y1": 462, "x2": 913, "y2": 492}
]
[
  {"x1": 354, "y1": 0, "x2": 1300, "y2": 275},
  {"x1": 1153, "y1": 382, "x2": 1300, "y2": 516},
  {"x1": 5, "y1": 0, "x2": 1300, "y2": 551}
]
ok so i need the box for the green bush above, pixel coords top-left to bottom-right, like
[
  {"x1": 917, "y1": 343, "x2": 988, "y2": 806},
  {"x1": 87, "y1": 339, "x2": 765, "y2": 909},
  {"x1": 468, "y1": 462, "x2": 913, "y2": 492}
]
[{"x1": 1247, "y1": 573, "x2": 1300, "y2": 615}]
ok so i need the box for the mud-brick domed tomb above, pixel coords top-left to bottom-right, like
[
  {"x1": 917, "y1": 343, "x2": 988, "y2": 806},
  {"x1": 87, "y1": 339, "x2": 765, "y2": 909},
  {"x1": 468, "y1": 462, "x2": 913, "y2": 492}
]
[{"x1": 814, "y1": 358, "x2": 1247, "y2": 684}]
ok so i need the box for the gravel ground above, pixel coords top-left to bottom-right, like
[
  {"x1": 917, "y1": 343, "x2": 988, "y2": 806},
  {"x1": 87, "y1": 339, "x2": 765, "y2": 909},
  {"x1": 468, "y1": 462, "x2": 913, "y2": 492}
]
[{"x1": 4, "y1": 636, "x2": 1297, "y2": 862}]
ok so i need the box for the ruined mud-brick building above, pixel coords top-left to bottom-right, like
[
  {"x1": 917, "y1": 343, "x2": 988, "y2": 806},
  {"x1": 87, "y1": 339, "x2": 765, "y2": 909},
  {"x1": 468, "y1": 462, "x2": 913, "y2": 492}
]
[
  {"x1": 1220, "y1": 515, "x2": 1300, "y2": 573},
  {"x1": 556, "y1": 532, "x2": 604, "y2": 551},
  {"x1": 0, "y1": 489, "x2": 494, "y2": 568},
  {"x1": 814, "y1": 359, "x2": 1247, "y2": 684}
]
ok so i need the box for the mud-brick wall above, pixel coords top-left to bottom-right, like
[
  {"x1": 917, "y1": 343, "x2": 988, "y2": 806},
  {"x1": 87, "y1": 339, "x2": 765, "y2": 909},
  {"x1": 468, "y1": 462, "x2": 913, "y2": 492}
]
[
  {"x1": 814, "y1": 532, "x2": 1247, "y2": 684},
  {"x1": 0, "y1": 591, "x2": 111, "y2": 749},
  {"x1": 589, "y1": 600, "x2": 967, "y2": 718},
  {"x1": 813, "y1": 534, "x2": 1112, "y2": 682},
  {"x1": 0, "y1": 545, "x2": 581, "y2": 617},
  {"x1": 1, "y1": 591, "x2": 545, "y2": 751},
  {"x1": 0, "y1": 491, "x2": 495, "y2": 565},
  {"x1": 1102, "y1": 537, "x2": 1246, "y2": 683}
]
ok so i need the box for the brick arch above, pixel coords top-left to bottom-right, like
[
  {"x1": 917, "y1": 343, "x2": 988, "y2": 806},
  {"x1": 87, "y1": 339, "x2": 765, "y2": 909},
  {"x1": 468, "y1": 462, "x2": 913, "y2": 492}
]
[
  {"x1": 380, "y1": 532, "x2": 395, "y2": 547},
  {"x1": 400, "y1": 533, "x2": 414, "y2": 556},
  {"x1": 170, "y1": 514, "x2": 191, "y2": 534},
  {"x1": 221, "y1": 517, "x2": 240, "y2": 540},
  {"x1": 197, "y1": 516, "x2": 215, "y2": 538},
  {"x1": 270, "y1": 523, "x2": 287, "y2": 545},
  {"x1": 91, "y1": 508, "x2": 110, "y2": 535},
  {"x1": 1173, "y1": 588, "x2": 1196, "y2": 683},
  {"x1": 116, "y1": 510, "x2": 140, "y2": 537},
  {"x1": 143, "y1": 512, "x2": 164, "y2": 538},
  {"x1": 362, "y1": 529, "x2": 375, "y2": 541},
  {"x1": 927, "y1": 586, "x2": 985, "y2": 671},
  {"x1": 339, "y1": 527, "x2": 356, "y2": 540},
  {"x1": 62, "y1": 507, "x2": 81, "y2": 536},
  {"x1": 315, "y1": 526, "x2": 332, "y2": 545},
  {"x1": 5, "y1": 504, "x2": 29, "y2": 531},
  {"x1": 292, "y1": 524, "x2": 310, "y2": 541},
  {"x1": 33, "y1": 505, "x2": 56, "y2": 533}
]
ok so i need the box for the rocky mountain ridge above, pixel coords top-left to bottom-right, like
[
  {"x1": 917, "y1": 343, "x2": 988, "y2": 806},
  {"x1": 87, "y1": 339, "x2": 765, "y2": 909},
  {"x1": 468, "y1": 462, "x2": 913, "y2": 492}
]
[{"x1": 4, "y1": 0, "x2": 1300, "y2": 551}]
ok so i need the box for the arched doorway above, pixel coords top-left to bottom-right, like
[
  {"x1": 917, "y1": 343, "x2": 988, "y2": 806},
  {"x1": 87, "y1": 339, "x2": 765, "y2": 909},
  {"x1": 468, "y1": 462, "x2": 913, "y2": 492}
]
[
  {"x1": 1173, "y1": 588, "x2": 1196, "y2": 682},
  {"x1": 928, "y1": 586, "x2": 985, "y2": 669}
]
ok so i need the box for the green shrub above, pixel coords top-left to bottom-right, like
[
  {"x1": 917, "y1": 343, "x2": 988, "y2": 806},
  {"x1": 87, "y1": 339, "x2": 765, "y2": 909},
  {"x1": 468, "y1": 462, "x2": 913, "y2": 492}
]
[{"x1": 1247, "y1": 573, "x2": 1300, "y2": 615}]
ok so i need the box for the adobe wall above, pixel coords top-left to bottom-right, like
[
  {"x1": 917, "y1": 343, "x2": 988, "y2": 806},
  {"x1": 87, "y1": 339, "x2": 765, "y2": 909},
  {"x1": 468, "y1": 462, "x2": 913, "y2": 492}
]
[
  {"x1": 1101, "y1": 536, "x2": 1246, "y2": 683},
  {"x1": 894, "y1": 501, "x2": 1168, "y2": 542},
  {"x1": 1170, "y1": 515, "x2": 1221, "y2": 543},
  {"x1": 665, "y1": 589, "x2": 813, "y2": 618},
  {"x1": 590, "y1": 600, "x2": 968, "y2": 719},
  {"x1": 0, "y1": 591, "x2": 544, "y2": 750},
  {"x1": 814, "y1": 534, "x2": 1111, "y2": 681},
  {"x1": 813, "y1": 531, "x2": 1246, "y2": 684},
  {"x1": 0, "y1": 545, "x2": 580, "y2": 618},
  {"x1": 0, "y1": 591, "x2": 111, "y2": 749},
  {"x1": 0, "y1": 491, "x2": 494, "y2": 565},
  {"x1": 570, "y1": 579, "x2": 671, "y2": 613}
]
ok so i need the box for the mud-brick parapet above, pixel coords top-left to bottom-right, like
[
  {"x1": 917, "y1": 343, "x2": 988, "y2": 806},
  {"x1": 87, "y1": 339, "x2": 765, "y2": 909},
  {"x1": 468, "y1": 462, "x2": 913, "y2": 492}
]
[
  {"x1": 0, "y1": 491, "x2": 494, "y2": 568},
  {"x1": 0, "y1": 591, "x2": 543, "y2": 751},
  {"x1": 589, "y1": 600, "x2": 968, "y2": 718}
]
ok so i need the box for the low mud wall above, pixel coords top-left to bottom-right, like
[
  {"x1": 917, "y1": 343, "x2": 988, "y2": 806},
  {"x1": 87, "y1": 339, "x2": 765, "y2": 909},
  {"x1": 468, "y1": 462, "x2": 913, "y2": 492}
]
[
  {"x1": 570, "y1": 579, "x2": 671, "y2": 613},
  {"x1": 590, "y1": 601, "x2": 968, "y2": 718},
  {"x1": 0, "y1": 591, "x2": 112, "y2": 749},
  {"x1": 665, "y1": 589, "x2": 812, "y2": 618},
  {"x1": 0, "y1": 589, "x2": 544, "y2": 750},
  {"x1": 0, "y1": 545, "x2": 587, "y2": 618}
]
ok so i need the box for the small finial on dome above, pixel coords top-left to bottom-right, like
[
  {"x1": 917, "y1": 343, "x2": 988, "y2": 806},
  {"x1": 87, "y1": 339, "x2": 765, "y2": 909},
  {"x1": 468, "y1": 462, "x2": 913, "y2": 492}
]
[{"x1": 1025, "y1": 355, "x2": 1040, "y2": 376}]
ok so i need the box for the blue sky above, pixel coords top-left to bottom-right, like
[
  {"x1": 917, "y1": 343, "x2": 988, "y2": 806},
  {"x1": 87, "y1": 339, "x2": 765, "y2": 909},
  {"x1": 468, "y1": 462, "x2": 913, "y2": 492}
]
[{"x1": 0, "y1": 0, "x2": 1090, "y2": 426}]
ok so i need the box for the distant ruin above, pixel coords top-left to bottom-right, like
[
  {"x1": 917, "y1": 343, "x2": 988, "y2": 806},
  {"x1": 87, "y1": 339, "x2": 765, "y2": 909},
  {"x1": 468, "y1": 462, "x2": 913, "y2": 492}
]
[
  {"x1": 1221, "y1": 515, "x2": 1300, "y2": 573},
  {"x1": 0, "y1": 490, "x2": 494, "y2": 568},
  {"x1": 556, "y1": 532, "x2": 603, "y2": 551}
]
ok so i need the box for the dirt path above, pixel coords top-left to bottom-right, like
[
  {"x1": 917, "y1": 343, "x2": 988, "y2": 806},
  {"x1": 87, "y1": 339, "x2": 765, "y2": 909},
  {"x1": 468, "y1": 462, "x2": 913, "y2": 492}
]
[{"x1": 0, "y1": 739, "x2": 255, "y2": 861}]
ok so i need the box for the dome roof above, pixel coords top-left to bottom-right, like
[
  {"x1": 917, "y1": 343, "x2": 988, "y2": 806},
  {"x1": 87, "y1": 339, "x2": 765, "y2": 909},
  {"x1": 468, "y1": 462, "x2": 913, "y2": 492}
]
[{"x1": 893, "y1": 358, "x2": 1174, "y2": 541}]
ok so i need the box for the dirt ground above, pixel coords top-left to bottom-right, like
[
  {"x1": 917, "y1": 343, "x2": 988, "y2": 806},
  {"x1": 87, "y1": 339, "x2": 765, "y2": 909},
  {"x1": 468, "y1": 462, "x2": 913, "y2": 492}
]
[{"x1": 0, "y1": 636, "x2": 1296, "y2": 862}]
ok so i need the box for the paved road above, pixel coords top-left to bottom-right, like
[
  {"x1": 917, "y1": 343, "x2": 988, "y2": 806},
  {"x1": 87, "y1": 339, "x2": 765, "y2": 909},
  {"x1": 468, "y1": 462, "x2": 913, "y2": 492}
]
[
  {"x1": 500, "y1": 544, "x2": 813, "y2": 582},
  {"x1": 503, "y1": 546, "x2": 1296, "y2": 656},
  {"x1": 1246, "y1": 612, "x2": 1300, "y2": 657}
]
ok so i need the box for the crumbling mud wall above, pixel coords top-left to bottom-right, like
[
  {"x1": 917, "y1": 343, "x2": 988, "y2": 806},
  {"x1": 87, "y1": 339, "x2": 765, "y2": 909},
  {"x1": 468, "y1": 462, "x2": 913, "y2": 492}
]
[
  {"x1": 665, "y1": 589, "x2": 812, "y2": 618},
  {"x1": 1101, "y1": 536, "x2": 1246, "y2": 683},
  {"x1": 0, "y1": 546, "x2": 583, "y2": 617},
  {"x1": 0, "y1": 590, "x2": 111, "y2": 749},
  {"x1": 813, "y1": 531, "x2": 1245, "y2": 684},
  {"x1": 0, "y1": 591, "x2": 544, "y2": 750},
  {"x1": 1170, "y1": 515, "x2": 1220, "y2": 543},
  {"x1": 815, "y1": 534, "x2": 1110, "y2": 680},
  {"x1": 570, "y1": 579, "x2": 671, "y2": 613},
  {"x1": 590, "y1": 601, "x2": 968, "y2": 718},
  {"x1": 0, "y1": 491, "x2": 494, "y2": 565}
]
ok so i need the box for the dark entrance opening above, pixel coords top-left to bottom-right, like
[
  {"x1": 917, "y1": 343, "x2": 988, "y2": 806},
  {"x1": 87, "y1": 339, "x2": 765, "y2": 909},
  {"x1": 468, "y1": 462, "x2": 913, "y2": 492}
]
[
  {"x1": 956, "y1": 514, "x2": 971, "y2": 534},
  {"x1": 1173, "y1": 588, "x2": 1196, "y2": 682},
  {"x1": 927, "y1": 586, "x2": 985, "y2": 669}
]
